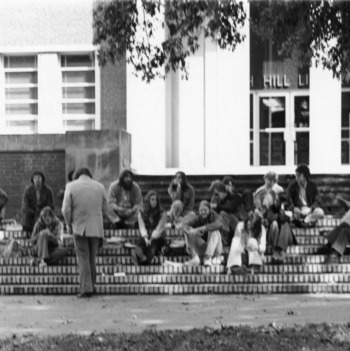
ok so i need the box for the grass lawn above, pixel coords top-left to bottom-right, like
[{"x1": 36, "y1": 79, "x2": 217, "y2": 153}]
[{"x1": 1, "y1": 323, "x2": 350, "y2": 350}]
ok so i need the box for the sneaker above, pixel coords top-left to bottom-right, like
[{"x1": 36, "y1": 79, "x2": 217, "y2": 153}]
[
  {"x1": 203, "y1": 257, "x2": 212, "y2": 267},
  {"x1": 29, "y1": 257, "x2": 37, "y2": 267},
  {"x1": 212, "y1": 255, "x2": 224, "y2": 265},
  {"x1": 184, "y1": 256, "x2": 200, "y2": 266},
  {"x1": 39, "y1": 261, "x2": 47, "y2": 269}
]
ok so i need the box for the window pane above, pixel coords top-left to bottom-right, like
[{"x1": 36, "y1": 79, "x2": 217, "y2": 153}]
[
  {"x1": 63, "y1": 119, "x2": 94, "y2": 131},
  {"x1": 295, "y1": 132, "x2": 309, "y2": 165},
  {"x1": 259, "y1": 97, "x2": 285, "y2": 129},
  {"x1": 5, "y1": 87, "x2": 37, "y2": 100},
  {"x1": 5, "y1": 120, "x2": 37, "y2": 133},
  {"x1": 342, "y1": 92, "x2": 350, "y2": 128},
  {"x1": 62, "y1": 87, "x2": 95, "y2": 99},
  {"x1": 342, "y1": 129, "x2": 349, "y2": 139},
  {"x1": 5, "y1": 72, "x2": 37, "y2": 84},
  {"x1": 61, "y1": 55, "x2": 94, "y2": 67},
  {"x1": 294, "y1": 96, "x2": 309, "y2": 127},
  {"x1": 62, "y1": 71, "x2": 95, "y2": 84},
  {"x1": 250, "y1": 94, "x2": 253, "y2": 129},
  {"x1": 5, "y1": 103, "x2": 38, "y2": 115},
  {"x1": 260, "y1": 132, "x2": 285, "y2": 165},
  {"x1": 4, "y1": 56, "x2": 37, "y2": 69},
  {"x1": 62, "y1": 103, "x2": 95, "y2": 114},
  {"x1": 342, "y1": 140, "x2": 350, "y2": 164}
]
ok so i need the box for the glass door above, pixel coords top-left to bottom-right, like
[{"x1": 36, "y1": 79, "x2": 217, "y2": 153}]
[{"x1": 259, "y1": 95, "x2": 287, "y2": 165}]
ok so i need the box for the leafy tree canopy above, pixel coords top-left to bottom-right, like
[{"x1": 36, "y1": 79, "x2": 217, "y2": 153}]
[
  {"x1": 93, "y1": 0, "x2": 246, "y2": 82},
  {"x1": 251, "y1": 0, "x2": 350, "y2": 80},
  {"x1": 93, "y1": 0, "x2": 350, "y2": 82}
]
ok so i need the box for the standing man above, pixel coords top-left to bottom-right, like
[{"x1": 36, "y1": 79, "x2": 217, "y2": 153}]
[
  {"x1": 62, "y1": 167, "x2": 109, "y2": 298},
  {"x1": 22, "y1": 171, "x2": 54, "y2": 235},
  {"x1": 108, "y1": 169, "x2": 143, "y2": 229},
  {"x1": 287, "y1": 164, "x2": 324, "y2": 228}
]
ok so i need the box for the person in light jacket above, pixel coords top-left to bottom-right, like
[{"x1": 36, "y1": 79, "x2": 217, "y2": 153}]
[{"x1": 62, "y1": 167, "x2": 110, "y2": 298}]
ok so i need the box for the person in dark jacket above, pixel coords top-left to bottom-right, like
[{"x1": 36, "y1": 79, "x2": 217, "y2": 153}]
[
  {"x1": 262, "y1": 190, "x2": 297, "y2": 263},
  {"x1": 132, "y1": 190, "x2": 167, "y2": 265},
  {"x1": 167, "y1": 171, "x2": 195, "y2": 225},
  {"x1": 0, "y1": 187, "x2": 8, "y2": 225},
  {"x1": 21, "y1": 171, "x2": 55, "y2": 235},
  {"x1": 287, "y1": 164, "x2": 324, "y2": 228}
]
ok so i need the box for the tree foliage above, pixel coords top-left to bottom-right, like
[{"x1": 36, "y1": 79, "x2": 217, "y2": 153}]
[
  {"x1": 93, "y1": 0, "x2": 246, "y2": 82},
  {"x1": 251, "y1": 0, "x2": 350, "y2": 80},
  {"x1": 93, "y1": 0, "x2": 350, "y2": 82}
]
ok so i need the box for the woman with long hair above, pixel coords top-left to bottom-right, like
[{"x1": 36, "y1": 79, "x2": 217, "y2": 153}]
[
  {"x1": 132, "y1": 191, "x2": 167, "y2": 265},
  {"x1": 31, "y1": 206, "x2": 68, "y2": 268},
  {"x1": 226, "y1": 211, "x2": 266, "y2": 274}
]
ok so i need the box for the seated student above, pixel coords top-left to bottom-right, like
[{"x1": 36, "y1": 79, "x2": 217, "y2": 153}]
[
  {"x1": 31, "y1": 206, "x2": 68, "y2": 268},
  {"x1": 320, "y1": 196, "x2": 350, "y2": 263},
  {"x1": 254, "y1": 171, "x2": 284, "y2": 214},
  {"x1": 22, "y1": 171, "x2": 55, "y2": 235},
  {"x1": 287, "y1": 164, "x2": 324, "y2": 228},
  {"x1": 222, "y1": 176, "x2": 254, "y2": 214},
  {"x1": 262, "y1": 190, "x2": 297, "y2": 263},
  {"x1": 108, "y1": 169, "x2": 143, "y2": 229},
  {"x1": 0, "y1": 187, "x2": 8, "y2": 227},
  {"x1": 226, "y1": 211, "x2": 266, "y2": 274},
  {"x1": 167, "y1": 171, "x2": 195, "y2": 225},
  {"x1": 177, "y1": 200, "x2": 224, "y2": 267},
  {"x1": 132, "y1": 191, "x2": 167, "y2": 265},
  {"x1": 209, "y1": 181, "x2": 241, "y2": 247}
]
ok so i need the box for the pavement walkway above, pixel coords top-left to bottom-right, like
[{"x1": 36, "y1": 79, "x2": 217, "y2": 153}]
[{"x1": 0, "y1": 294, "x2": 349, "y2": 338}]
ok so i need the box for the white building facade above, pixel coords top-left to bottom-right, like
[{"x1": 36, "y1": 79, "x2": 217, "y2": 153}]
[{"x1": 0, "y1": 0, "x2": 347, "y2": 176}]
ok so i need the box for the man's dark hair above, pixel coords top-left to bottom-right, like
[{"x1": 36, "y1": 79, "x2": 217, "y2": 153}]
[
  {"x1": 295, "y1": 164, "x2": 310, "y2": 181},
  {"x1": 222, "y1": 176, "x2": 235, "y2": 186},
  {"x1": 211, "y1": 180, "x2": 226, "y2": 194},
  {"x1": 119, "y1": 169, "x2": 134, "y2": 190},
  {"x1": 74, "y1": 167, "x2": 92, "y2": 180},
  {"x1": 31, "y1": 171, "x2": 45, "y2": 184},
  {"x1": 67, "y1": 170, "x2": 75, "y2": 182}
]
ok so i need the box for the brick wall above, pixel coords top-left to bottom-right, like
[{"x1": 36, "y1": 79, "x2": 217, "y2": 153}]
[{"x1": 0, "y1": 151, "x2": 66, "y2": 222}]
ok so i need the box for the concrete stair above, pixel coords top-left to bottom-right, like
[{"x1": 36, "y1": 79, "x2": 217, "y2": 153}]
[{"x1": 0, "y1": 217, "x2": 350, "y2": 295}]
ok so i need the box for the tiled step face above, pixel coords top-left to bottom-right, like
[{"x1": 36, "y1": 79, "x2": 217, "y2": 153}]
[
  {"x1": 2, "y1": 273, "x2": 350, "y2": 285},
  {"x1": 1, "y1": 283, "x2": 350, "y2": 295}
]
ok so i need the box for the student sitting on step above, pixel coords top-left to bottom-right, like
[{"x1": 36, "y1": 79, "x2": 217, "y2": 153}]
[
  {"x1": 209, "y1": 181, "x2": 241, "y2": 249},
  {"x1": 131, "y1": 190, "x2": 167, "y2": 265},
  {"x1": 226, "y1": 211, "x2": 266, "y2": 274},
  {"x1": 287, "y1": 164, "x2": 324, "y2": 228},
  {"x1": 30, "y1": 206, "x2": 68, "y2": 268},
  {"x1": 167, "y1": 171, "x2": 195, "y2": 226},
  {"x1": 262, "y1": 190, "x2": 297, "y2": 264},
  {"x1": 108, "y1": 169, "x2": 143, "y2": 229},
  {"x1": 320, "y1": 195, "x2": 350, "y2": 263},
  {"x1": 177, "y1": 200, "x2": 224, "y2": 267}
]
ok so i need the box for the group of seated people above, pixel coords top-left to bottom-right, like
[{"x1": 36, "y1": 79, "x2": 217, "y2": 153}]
[{"x1": 0, "y1": 164, "x2": 349, "y2": 274}]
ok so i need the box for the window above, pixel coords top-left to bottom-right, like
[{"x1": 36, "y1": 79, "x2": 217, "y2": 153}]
[
  {"x1": 341, "y1": 91, "x2": 350, "y2": 164},
  {"x1": 61, "y1": 54, "x2": 96, "y2": 131},
  {"x1": 250, "y1": 94, "x2": 253, "y2": 165},
  {"x1": 3, "y1": 55, "x2": 38, "y2": 133}
]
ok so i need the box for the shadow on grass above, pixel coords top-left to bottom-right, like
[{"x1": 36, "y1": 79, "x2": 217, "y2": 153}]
[{"x1": 1, "y1": 323, "x2": 350, "y2": 351}]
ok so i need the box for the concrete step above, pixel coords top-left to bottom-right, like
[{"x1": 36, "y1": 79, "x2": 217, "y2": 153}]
[{"x1": 1, "y1": 283, "x2": 349, "y2": 295}]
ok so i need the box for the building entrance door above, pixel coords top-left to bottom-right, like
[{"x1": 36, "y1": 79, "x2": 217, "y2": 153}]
[{"x1": 252, "y1": 92, "x2": 309, "y2": 166}]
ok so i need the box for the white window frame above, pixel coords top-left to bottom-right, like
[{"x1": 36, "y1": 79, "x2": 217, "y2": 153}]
[
  {"x1": 60, "y1": 52, "x2": 100, "y2": 132},
  {"x1": 2, "y1": 54, "x2": 38, "y2": 134}
]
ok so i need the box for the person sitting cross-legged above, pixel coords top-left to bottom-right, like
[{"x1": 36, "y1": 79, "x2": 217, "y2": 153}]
[
  {"x1": 262, "y1": 190, "x2": 297, "y2": 264},
  {"x1": 287, "y1": 164, "x2": 324, "y2": 228},
  {"x1": 177, "y1": 200, "x2": 224, "y2": 267},
  {"x1": 108, "y1": 170, "x2": 143, "y2": 229},
  {"x1": 132, "y1": 191, "x2": 167, "y2": 265},
  {"x1": 226, "y1": 211, "x2": 266, "y2": 274},
  {"x1": 31, "y1": 206, "x2": 69, "y2": 268}
]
